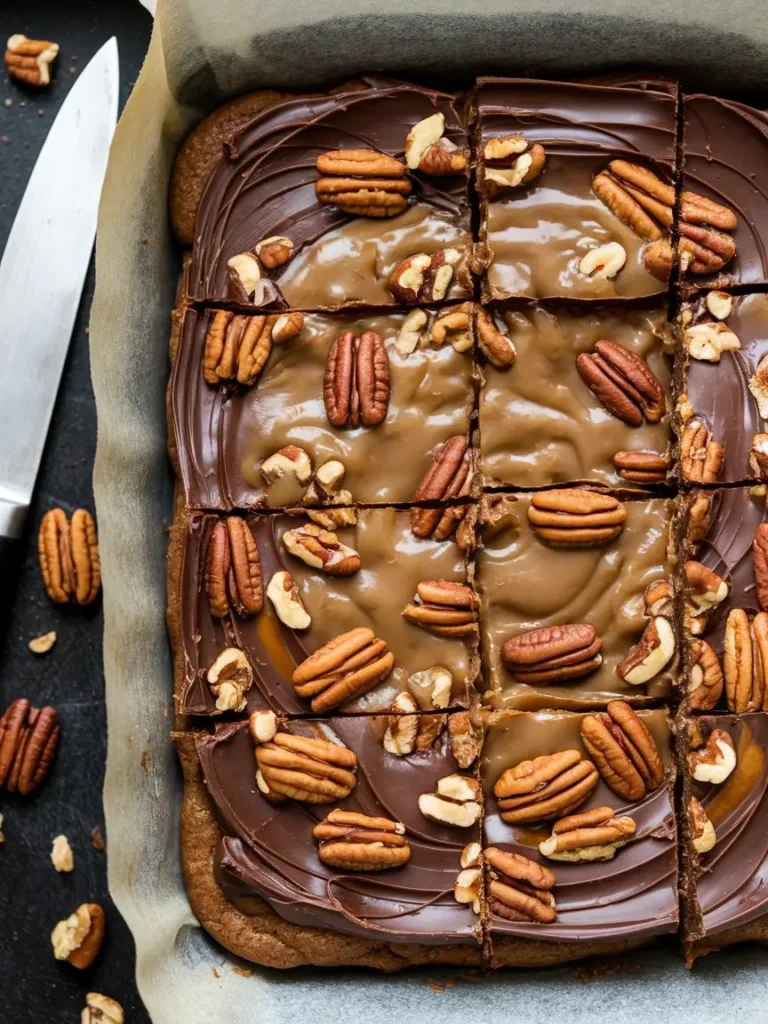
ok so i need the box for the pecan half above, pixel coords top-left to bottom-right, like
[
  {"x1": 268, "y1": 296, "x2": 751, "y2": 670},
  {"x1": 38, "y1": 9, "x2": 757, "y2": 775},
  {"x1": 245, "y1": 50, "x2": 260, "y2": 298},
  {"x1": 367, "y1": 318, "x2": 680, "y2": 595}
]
[
  {"x1": 205, "y1": 517, "x2": 263, "y2": 618},
  {"x1": 315, "y1": 149, "x2": 410, "y2": 218},
  {"x1": 689, "y1": 728, "x2": 736, "y2": 784},
  {"x1": 292, "y1": 627, "x2": 394, "y2": 713},
  {"x1": 418, "y1": 774, "x2": 482, "y2": 827},
  {"x1": 202, "y1": 310, "x2": 293, "y2": 386},
  {"x1": 266, "y1": 570, "x2": 311, "y2": 630},
  {"x1": 612, "y1": 450, "x2": 669, "y2": 484},
  {"x1": 323, "y1": 330, "x2": 390, "y2": 428},
  {"x1": 581, "y1": 700, "x2": 664, "y2": 801},
  {"x1": 501, "y1": 624, "x2": 603, "y2": 685},
  {"x1": 680, "y1": 416, "x2": 724, "y2": 484},
  {"x1": 401, "y1": 580, "x2": 478, "y2": 637},
  {"x1": 51, "y1": 903, "x2": 105, "y2": 969},
  {"x1": 690, "y1": 796, "x2": 716, "y2": 854},
  {"x1": 684, "y1": 560, "x2": 728, "y2": 635},
  {"x1": 454, "y1": 843, "x2": 483, "y2": 914},
  {"x1": 0, "y1": 698, "x2": 59, "y2": 795},
  {"x1": 616, "y1": 616, "x2": 676, "y2": 686},
  {"x1": 5, "y1": 35, "x2": 58, "y2": 86},
  {"x1": 576, "y1": 340, "x2": 665, "y2": 426},
  {"x1": 527, "y1": 489, "x2": 626, "y2": 547},
  {"x1": 282, "y1": 523, "x2": 361, "y2": 576},
  {"x1": 754, "y1": 524, "x2": 768, "y2": 611},
  {"x1": 382, "y1": 692, "x2": 420, "y2": 756},
  {"x1": 723, "y1": 608, "x2": 768, "y2": 712},
  {"x1": 410, "y1": 436, "x2": 473, "y2": 540},
  {"x1": 254, "y1": 730, "x2": 358, "y2": 803},
  {"x1": 484, "y1": 847, "x2": 557, "y2": 923},
  {"x1": 494, "y1": 748, "x2": 599, "y2": 824},
  {"x1": 388, "y1": 248, "x2": 462, "y2": 304},
  {"x1": 538, "y1": 806, "x2": 636, "y2": 862},
  {"x1": 476, "y1": 308, "x2": 516, "y2": 368},
  {"x1": 313, "y1": 809, "x2": 410, "y2": 869},
  {"x1": 38, "y1": 508, "x2": 100, "y2": 606},
  {"x1": 687, "y1": 639, "x2": 724, "y2": 711},
  {"x1": 483, "y1": 135, "x2": 547, "y2": 197}
]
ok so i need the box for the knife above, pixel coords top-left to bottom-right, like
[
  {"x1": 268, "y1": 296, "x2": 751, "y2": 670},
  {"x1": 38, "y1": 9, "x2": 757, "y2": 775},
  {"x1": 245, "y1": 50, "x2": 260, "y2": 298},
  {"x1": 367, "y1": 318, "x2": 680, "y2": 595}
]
[{"x1": 0, "y1": 37, "x2": 119, "y2": 585}]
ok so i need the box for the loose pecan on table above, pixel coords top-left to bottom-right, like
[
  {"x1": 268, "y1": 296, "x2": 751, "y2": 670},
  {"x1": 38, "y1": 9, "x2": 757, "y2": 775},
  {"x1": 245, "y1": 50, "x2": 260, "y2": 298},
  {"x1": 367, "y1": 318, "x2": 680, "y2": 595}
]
[
  {"x1": 576, "y1": 340, "x2": 665, "y2": 426},
  {"x1": 723, "y1": 608, "x2": 768, "y2": 712},
  {"x1": 482, "y1": 135, "x2": 546, "y2": 197},
  {"x1": 501, "y1": 624, "x2": 603, "y2": 686},
  {"x1": 51, "y1": 903, "x2": 105, "y2": 969},
  {"x1": 323, "y1": 330, "x2": 390, "y2": 427},
  {"x1": 388, "y1": 248, "x2": 462, "y2": 304},
  {"x1": 0, "y1": 698, "x2": 59, "y2": 795},
  {"x1": 484, "y1": 846, "x2": 557, "y2": 923},
  {"x1": 680, "y1": 416, "x2": 724, "y2": 483},
  {"x1": 292, "y1": 627, "x2": 394, "y2": 713},
  {"x1": 527, "y1": 489, "x2": 626, "y2": 547},
  {"x1": 612, "y1": 450, "x2": 669, "y2": 484},
  {"x1": 580, "y1": 701, "x2": 664, "y2": 801},
  {"x1": 38, "y1": 508, "x2": 100, "y2": 606},
  {"x1": 205, "y1": 517, "x2": 263, "y2": 618},
  {"x1": 313, "y1": 809, "x2": 411, "y2": 869},
  {"x1": 410, "y1": 435, "x2": 474, "y2": 543},
  {"x1": 538, "y1": 806, "x2": 636, "y2": 862},
  {"x1": 253, "y1": 725, "x2": 358, "y2": 804},
  {"x1": 5, "y1": 35, "x2": 58, "y2": 86},
  {"x1": 203, "y1": 310, "x2": 303, "y2": 387},
  {"x1": 281, "y1": 522, "x2": 361, "y2": 576},
  {"x1": 401, "y1": 580, "x2": 478, "y2": 637},
  {"x1": 493, "y1": 748, "x2": 599, "y2": 824},
  {"x1": 687, "y1": 639, "x2": 724, "y2": 711},
  {"x1": 592, "y1": 159, "x2": 737, "y2": 280},
  {"x1": 82, "y1": 993, "x2": 124, "y2": 1024},
  {"x1": 316, "y1": 149, "x2": 411, "y2": 217}
]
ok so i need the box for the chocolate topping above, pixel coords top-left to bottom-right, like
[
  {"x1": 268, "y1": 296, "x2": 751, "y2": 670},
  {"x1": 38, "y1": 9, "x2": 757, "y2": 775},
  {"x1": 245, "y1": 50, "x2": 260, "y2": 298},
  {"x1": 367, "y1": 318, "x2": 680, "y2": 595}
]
[{"x1": 187, "y1": 82, "x2": 472, "y2": 310}]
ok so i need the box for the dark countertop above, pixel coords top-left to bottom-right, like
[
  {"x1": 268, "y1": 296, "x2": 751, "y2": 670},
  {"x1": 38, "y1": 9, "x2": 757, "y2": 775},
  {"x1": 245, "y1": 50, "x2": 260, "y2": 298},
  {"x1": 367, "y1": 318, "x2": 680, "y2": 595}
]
[{"x1": 0, "y1": 1, "x2": 153, "y2": 1020}]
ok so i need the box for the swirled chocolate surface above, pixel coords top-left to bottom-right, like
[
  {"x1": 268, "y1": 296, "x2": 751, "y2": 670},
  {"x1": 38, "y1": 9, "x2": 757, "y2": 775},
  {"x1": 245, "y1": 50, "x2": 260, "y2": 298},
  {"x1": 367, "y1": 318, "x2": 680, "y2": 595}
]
[
  {"x1": 475, "y1": 78, "x2": 677, "y2": 300},
  {"x1": 688, "y1": 714, "x2": 768, "y2": 937},
  {"x1": 682, "y1": 96, "x2": 768, "y2": 290},
  {"x1": 482, "y1": 709, "x2": 678, "y2": 941},
  {"x1": 187, "y1": 80, "x2": 472, "y2": 310},
  {"x1": 479, "y1": 303, "x2": 673, "y2": 489},
  {"x1": 171, "y1": 307, "x2": 475, "y2": 510},
  {"x1": 176, "y1": 509, "x2": 475, "y2": 716},
  {"x1": 196, "y1": 716, "x2": 482, "y2": 944},
  {"x1": 476, "y1": 494, "x2": 677, "y2": 710},
  {"x1": 682, "y1": 293, "x2": 768, "y2": 484}
]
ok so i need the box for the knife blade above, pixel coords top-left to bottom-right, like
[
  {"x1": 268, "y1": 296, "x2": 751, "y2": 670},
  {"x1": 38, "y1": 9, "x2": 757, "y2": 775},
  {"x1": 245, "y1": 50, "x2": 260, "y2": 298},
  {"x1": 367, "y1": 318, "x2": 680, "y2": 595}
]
[{"x1": 0, "y1": 37, "x2": 119, "y2": 572}]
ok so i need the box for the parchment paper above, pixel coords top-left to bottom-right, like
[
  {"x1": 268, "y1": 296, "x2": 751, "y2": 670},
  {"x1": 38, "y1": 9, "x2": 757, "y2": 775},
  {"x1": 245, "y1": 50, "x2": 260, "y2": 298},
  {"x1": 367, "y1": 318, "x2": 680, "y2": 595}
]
[{"x1": 90, "y1": 2, "x2": 768, "y2": 1020}]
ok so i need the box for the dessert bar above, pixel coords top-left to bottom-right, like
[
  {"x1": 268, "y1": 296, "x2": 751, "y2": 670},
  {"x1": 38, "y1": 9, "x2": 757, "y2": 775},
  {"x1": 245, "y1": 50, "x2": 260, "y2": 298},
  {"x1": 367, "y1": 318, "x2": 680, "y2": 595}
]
[
  {"x1": 475, "y1": 491, "x2": 679, "y2": 710},
  {"x1": 478, "y1": 302, "x2": 673, "y2": 489}
]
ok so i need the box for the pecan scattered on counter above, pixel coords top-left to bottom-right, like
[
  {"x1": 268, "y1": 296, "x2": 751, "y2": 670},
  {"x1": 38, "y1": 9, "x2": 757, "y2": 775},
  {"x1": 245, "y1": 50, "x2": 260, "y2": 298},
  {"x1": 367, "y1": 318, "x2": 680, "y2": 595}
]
[
  {"x1": 538, "y1": 806, "x2": 636, "y2": 862},
  {"x1": 501, "y1": 623, "x2": 603, "y2": 685},
  {"x1": 292, "y1": 627, "x2": 394, "y2": 713},
  {"x1": 0, "y1": 698, "x2": 59, "y2": 795},
  {"x1": 484, "y1": 846, "x2": 557, "y2": 923},
  {"x1": 316, "y1": 149, "x2": 411, "y2": 217},
  {"x1": 51, "y1": 903, "x2": 105, "y2": 969},
  {"x1": 323, "y1": 329, "x2": 390, "y2": 427},
  {"x1": 5, "y1": 35, "x2": 58, "y2": 86},
  {"x1": 580, "y1": 701, "x2": 664, "y2": 801},
  {"x1": 527, "y1": 489, "x2": 626, "y2": 547},
  {"x1": 313, "y1": 809, "x2": 411, "y2": 869},
  {"x1": 38, "y1": 508, "x2": 100, "y2": 606},
  {"x1": 576, "y1": 339, "x2": 665, "y2": 426},
  {"x1": 82, "y1": 993, "x2": 124, "y2": 1024},
  {"x1": 205, "y1": 517, "x2": 263, "y2": 618},
  {"x1": 401, "y1": 580, "x2": 478, "y2": 637},
  {"x1": 493, "y1": 748, "x2": 599, "y2": 824}
]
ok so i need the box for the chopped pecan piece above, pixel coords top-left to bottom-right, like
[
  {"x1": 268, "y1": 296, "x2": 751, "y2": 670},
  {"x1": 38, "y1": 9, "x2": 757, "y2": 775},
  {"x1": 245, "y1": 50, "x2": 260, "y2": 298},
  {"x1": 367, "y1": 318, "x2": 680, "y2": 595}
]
[
  {"x1": 82, "y1": 993, "x2": 124, "y2": 1024},
  {"x1": 430, "y1": 305, "x2": 473, "y2": 353},
  {"x1": 527, "y1": 489, "x2": 626, "y2": 547},
  {"x1": 476, "y1": 308, "x2": 516, "y2": 368},
  {"x1": 410, "y1": 436, "x2": 473, "y2": 541},
  {"x1": 206, "y1": 648, "x2": 253, "y2": 713},
  {"x1": 51, "y1": 903, "x2": 105, "y2": 969},
  {"x1": 254, "y1": 729, "x2": 358, "y2": 803},
  {"x1": 315, "y1": 149, "x2": 410, "y2": 217},
  {"x1": 483, "y1": 135, "x2": 546, "y2": 197},
  {"x1": 684, "y1": 321, "x2": 741, "y2": 363},
  {"x1": 484, "y1": 846, "x2": 557, "y2": 923},
  {"x1": 689, "y1": 728, "x2": 736, "y2": 784},
  {"x1": 313, "y1": 809, "x2": 410, "y2": 869},
  {"x1": 254, "y1": 235, "x2": 294, "y2": 269},
  {"x1": 447, "y1": 710, "x2": 483, "y2": 768},
  {"x1": 617, "y1": 616, "x2": 676, "y2": 686},
  {"x1": 454, "y1": 843, "x2": 483, "y2": 914},
  {"x1": 687, "y1": 639, "x2": 724, "y2": 711},
  {"x1": 282, "y1": 522, "x2": 361, "y2": 576},
  {"x1": 5, "y1": 35, "x2": 58, "y2": 86},
  {"x1": 690, "y1": 796, "x2": 716, "y2": 854},
  {"x1": 292, "y1": 627, "x2": 394, "y2": 713},
  {"x1": 388, "y1": 248, "x2": 462, "y2": 304},
  {"x1": 750, "y1": 433, "x2": 768, "y2": 479},
  {"x1": 323, "y1": 330, "x2": 390, "y2": 428},
  {"x1": 538, "y1": 806, "x2": 636, "y2": 862},
  {"x1": 579, "y1": 242, "x2": 627, "y2": 280},
  {"x1": 38, "y1": 508, "x2": 100, "y2": 606},
  {"x1": 0, "y1": 698, "x2": 59, "y2": 795},
  {"x1": 723, "y1": 608, "x2": 768, "y2": 712},
  {"x1": 402, "y1": 580, "x2": 478, "y2": 637},
  {"x1": 205, "y1": 517, "x2": 263, "y2": 618},
  {"x1": 266, "y1": 570, "x2": 310, "y2": 630},
  {"x1": 494, "y1": 748, "x2": 599, "y2": 824},
  {"x1": 754, "y1": 524, "x2": 768, "y2": 611},
  {"x1": 680, "y1": 417, "x2": 724, "y2": 483},
  {"x1": 576, "y1": 339, "x2": 665, "y2": 426},
  {"x1": 686, "y1": 491, "x2": 714, "y2": 548},
  {"x1": 501, "y1": 624, "x2": 603, "y2": 685},
  {"x1": 418, "y1": 774, "x2": 482, "y2": 827},
  {"x1": 382, "y1": 692, "x2": 420, "y2": 756},
  {"x1": 260, "y1": 445, "x2": 313, "y2": 487},
  {"x1": 644, "y1": 580, "x2": 674, "y2": 619},
  {"x1": 405, "y1": 112, "x2": 469, "y2": 175},
  {"x1": 684, "y1": 560, "x2": 728, "y2": 635},
  {"x1": 749, "y1": 354, "x2": 768, "y2": 419},
  {"x1": 580, "y1": 701, "x2": 664, "y2": 801},
  {"x1": 613, "y1": 450, "x2": 669, "y2": 484}
]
